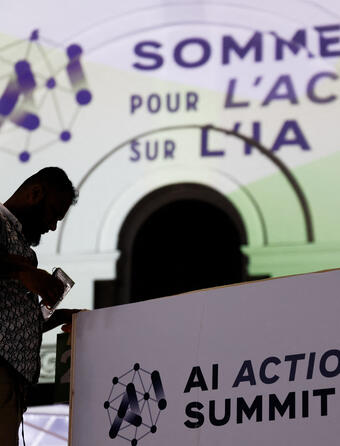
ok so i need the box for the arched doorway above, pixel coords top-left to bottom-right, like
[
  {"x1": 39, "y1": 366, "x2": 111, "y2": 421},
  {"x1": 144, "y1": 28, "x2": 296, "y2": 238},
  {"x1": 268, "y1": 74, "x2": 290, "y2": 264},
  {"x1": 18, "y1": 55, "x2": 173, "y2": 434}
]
[
  {"x1": 116, "y1": 183, "x2": 248, "y2": 303},
  {"x1": 131, "y1": 199, "x2": 246, "y2": 301}
]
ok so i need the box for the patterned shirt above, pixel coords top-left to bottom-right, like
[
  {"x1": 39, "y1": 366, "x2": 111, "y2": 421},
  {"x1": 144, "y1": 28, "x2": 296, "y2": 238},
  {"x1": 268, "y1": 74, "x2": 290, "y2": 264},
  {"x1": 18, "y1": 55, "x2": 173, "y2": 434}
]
[{"x1": 0, "y1": 203, "x2": 43, "y2": 384}]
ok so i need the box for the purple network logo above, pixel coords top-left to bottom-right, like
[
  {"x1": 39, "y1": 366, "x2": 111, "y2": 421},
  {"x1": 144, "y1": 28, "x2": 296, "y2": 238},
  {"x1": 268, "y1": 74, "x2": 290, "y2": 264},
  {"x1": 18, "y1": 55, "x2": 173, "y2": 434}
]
[
  {"x1": 0, "y1": 29, "x2": 92, "y2": 162},
  {"x1": 104, "y1": 364, "x2": 167, "y2": 445}
]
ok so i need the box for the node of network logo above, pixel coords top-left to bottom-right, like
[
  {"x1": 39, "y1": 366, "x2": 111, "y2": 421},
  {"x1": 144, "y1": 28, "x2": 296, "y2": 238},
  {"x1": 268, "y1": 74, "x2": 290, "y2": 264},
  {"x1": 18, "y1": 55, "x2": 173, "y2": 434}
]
[
  {"x1": 0, "y1": 29, "x2": 92, "y2": 163},
  {"x1": 103, "y1": 363, "x2": 167, "y2": 445}
]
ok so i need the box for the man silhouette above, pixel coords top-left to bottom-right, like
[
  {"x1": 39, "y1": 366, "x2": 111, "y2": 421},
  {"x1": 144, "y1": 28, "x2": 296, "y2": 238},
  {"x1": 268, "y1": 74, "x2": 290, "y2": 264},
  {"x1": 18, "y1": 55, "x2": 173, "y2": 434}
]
[{"x1": 0, "y1": 167, "x2": 79, "y2": 445}]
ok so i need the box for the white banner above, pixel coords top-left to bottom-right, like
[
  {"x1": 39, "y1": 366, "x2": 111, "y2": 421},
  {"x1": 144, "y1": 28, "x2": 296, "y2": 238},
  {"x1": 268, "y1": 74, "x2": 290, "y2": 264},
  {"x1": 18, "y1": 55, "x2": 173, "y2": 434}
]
[{"x1": 70, "y1": 269, "x2": 340, "y2": 445}]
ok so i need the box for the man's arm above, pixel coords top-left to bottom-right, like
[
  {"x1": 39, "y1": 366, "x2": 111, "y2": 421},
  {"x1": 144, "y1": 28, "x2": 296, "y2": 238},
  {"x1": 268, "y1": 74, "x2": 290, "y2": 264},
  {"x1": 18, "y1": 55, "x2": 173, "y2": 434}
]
[
  {"x1": 0, "y1": 251, "x2": 64, "y2": 308},
  {"x1": 0, "y1": 251, "x2": 36, "y2": 276}
]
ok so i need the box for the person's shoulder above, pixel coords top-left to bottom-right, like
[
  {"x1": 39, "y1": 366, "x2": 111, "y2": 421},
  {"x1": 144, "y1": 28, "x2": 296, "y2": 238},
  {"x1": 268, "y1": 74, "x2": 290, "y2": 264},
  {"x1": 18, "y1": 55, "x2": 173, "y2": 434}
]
[
  {"x1": 0, "y1": 209, "x2": 9, "y2": 227},
  {"x1": 0, "y1": 205, "x2": 9, "y2": 222},
  {"x1": 0, "y1": 211, "x2": 7, "y2": 229},
  {"x1": 0, "y1": 206, "x2": 18, "y2": 232},
  {"x1": 0, "y1": 208, "x2": 11, "y2": 243}
]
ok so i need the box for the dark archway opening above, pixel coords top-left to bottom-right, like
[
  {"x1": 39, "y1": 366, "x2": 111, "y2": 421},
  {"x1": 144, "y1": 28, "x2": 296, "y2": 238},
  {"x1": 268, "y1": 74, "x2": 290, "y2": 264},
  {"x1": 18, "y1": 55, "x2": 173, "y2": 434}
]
[
  {"x1": 111, "y1": 184, "x2": 249, "y2": 305},
  {"x1": 131, "y1": 199, "x2": 246, "y2": 301}
]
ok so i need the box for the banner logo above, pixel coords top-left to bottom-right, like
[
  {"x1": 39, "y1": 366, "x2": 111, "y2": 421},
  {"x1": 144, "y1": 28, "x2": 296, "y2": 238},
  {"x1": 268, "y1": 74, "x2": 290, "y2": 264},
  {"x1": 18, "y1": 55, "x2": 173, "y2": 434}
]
[
  {"x1": 0, "y1": 29, "x2": 92, "y2": 162},
  {"x1": 103, "y1": 363, "x2": 167, "y2": 444}
]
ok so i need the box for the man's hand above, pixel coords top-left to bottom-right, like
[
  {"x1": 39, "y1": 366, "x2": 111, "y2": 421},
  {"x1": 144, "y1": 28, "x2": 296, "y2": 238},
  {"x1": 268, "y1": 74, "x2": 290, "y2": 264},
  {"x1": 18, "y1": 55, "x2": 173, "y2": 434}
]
[
  {"x1": 57, "y1": 309, "x2": 82, "y2": 333},
  {"x1": 43, "y1": 308, "x2": 83, "y2": 333},
  {"x1": 19, "y1": 268, "x2": 64, "y2": 308}
]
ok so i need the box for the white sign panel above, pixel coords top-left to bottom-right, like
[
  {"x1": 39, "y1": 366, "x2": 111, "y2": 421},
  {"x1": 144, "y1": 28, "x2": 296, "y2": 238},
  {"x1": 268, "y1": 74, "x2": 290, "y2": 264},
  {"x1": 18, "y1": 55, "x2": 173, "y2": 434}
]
[{"x1": 70, "y1": 270, "x2": 340, "y2": 445}]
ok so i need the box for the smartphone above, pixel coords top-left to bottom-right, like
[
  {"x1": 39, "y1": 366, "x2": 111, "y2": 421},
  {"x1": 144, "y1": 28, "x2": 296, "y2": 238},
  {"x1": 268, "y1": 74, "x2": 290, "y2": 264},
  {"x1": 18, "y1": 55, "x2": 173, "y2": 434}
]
[{"x1": 40, "y1": 267, "x2": 75, "y2": 320}]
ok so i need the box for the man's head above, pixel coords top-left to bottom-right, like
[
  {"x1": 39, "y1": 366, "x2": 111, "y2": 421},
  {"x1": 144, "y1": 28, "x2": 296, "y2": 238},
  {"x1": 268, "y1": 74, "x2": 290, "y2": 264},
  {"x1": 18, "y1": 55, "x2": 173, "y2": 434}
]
[{"x1": 5, "y1": 167, "x2": 78, "y2": 246}]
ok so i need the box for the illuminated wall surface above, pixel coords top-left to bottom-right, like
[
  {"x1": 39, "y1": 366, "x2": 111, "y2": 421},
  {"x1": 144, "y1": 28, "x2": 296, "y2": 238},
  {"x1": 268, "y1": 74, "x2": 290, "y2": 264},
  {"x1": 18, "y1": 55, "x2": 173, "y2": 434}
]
[{"x1": 1, "y1": 0, "x2": 340, "y2": 382}]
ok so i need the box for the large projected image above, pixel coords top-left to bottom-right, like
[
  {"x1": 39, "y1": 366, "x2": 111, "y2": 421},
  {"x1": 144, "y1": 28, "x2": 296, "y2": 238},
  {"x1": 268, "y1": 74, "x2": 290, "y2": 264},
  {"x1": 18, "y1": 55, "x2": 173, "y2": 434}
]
[{"x1": 1, "y1": 0, "x2": 340, "y2": 384}]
